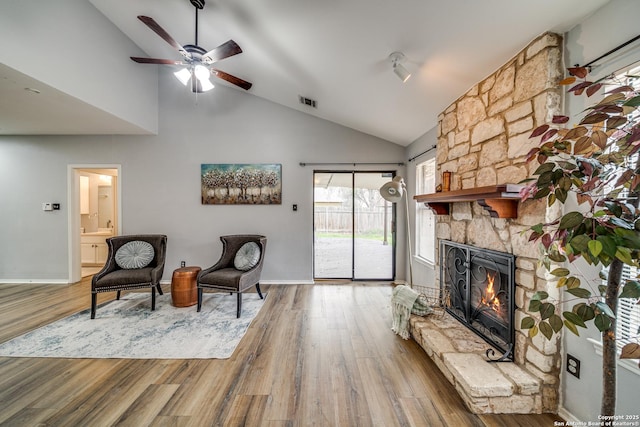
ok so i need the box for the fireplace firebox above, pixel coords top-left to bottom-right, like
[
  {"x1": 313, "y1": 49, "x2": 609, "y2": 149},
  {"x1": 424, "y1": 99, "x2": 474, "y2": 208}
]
[{"x1": 440, "y1": 240, "x2": 515, "y2": 361}]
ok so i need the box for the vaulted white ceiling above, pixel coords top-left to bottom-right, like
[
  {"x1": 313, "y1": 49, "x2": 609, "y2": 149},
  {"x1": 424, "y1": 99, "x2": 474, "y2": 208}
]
[{"x1": 1, "y1": 0, "x2": 610, "y2": 145}]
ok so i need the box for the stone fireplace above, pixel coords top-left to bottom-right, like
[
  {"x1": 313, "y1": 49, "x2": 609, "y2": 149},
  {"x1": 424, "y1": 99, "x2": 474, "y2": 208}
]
[
  {"x1": 441, "y1": 240, "x2": 516, "y2": 361},
  {"x1": 409, "y1": 32, "x2": 564, "y2": 414}
]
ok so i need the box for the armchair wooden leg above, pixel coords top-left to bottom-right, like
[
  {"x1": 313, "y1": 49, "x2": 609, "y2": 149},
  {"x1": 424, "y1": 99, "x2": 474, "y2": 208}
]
[
  {"x1": 237, "y1": 292, "x2": 242, "y2": 318},
  {"x1": 116, "y1": 291, "x2": 121, "y2": 300},
  {"x1": 157, "y1": 284, "x2": 164, "y2": 296},
  {"x1": 197, "y1": 288, "x2": 203, "y2": 312},
  {"x1": 151, "y1": 287, "x2": 156, "y2": 311},
  {"x1": 256, "y1": 283, "x2": 263, "y2": 299},
  {"x1": 91, "y1": 293, "x2": 97, "y2": 319}
]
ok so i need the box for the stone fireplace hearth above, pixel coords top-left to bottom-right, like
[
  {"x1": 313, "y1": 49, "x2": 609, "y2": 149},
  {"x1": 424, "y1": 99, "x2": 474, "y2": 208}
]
[{"x1": 409, "y1": 33, "x2": 565, "y2": 414}]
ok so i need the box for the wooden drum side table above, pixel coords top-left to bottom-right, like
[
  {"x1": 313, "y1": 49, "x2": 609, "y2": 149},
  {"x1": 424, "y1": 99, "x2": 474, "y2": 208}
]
[{"x1": 171, "y1": 266, "x2": 201, "y2": 307}]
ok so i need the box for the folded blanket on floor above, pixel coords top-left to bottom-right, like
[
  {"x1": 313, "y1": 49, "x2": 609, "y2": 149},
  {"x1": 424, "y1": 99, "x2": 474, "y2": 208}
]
[
  {"x1": 390, "y1": 285, "x2": 414, "y2": 339},
  {"x1": 391, "y1": 285, "x2": 434, "y2": 339}
]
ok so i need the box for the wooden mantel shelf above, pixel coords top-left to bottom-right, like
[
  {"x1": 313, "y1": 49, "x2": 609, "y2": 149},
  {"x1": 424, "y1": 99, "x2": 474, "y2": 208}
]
[{"x1": 413, "y1": 184, "x2": 523, "y2": 218}]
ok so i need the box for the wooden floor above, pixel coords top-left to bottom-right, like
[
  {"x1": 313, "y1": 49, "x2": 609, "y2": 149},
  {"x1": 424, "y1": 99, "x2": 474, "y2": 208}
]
[{"x1": 0, "y1": 279, "x2": 563, "y2": 426}]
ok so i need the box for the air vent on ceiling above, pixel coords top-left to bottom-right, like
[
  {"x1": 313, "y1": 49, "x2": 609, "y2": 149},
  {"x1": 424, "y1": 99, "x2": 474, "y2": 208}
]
[{"x1": 299, "y1": 96, "x2": 317, "y2": 109}]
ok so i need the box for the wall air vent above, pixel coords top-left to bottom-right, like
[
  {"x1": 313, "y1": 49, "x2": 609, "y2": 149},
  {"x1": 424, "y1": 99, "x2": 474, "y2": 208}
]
[{"x1": 299, "y1": 96, "x2": 317, "y2": 109}]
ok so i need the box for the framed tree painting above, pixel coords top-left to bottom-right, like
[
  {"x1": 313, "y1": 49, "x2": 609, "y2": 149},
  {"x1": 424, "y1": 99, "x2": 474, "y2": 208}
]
[{"x1": 201, "y1": 163, "x2": 282, "y2": 205}]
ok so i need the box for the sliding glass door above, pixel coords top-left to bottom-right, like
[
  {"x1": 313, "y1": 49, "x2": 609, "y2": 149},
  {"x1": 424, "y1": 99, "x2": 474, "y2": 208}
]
[{"x1": 313, "y1": 171, "x2": 395, "y2": 280}]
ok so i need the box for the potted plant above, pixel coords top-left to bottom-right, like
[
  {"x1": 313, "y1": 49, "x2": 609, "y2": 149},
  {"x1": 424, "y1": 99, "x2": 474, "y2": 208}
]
[{"x1": 519, "y1": 65, "x2": 640, "y2": 416}]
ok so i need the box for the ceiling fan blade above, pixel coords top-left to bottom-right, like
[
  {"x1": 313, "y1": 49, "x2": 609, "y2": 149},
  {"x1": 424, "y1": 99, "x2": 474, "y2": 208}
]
[
  {"x1": 202, "y1": 40, "x2": 242, "y2": 65},
  {"x1": 212, "y1": 69, "x2": 253, "y2": 90},
  {"x1": 130, "y1": 57, "x2": 186, "y2": 65},
  {"x1": 137, "y1": 16, "x2": 191, "y2": 60}
]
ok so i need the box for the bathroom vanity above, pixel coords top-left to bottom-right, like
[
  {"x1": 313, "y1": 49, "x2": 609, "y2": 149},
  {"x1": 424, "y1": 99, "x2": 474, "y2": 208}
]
[{"x1": 81, "y1": 230, "x2": 113, "y2": 266}]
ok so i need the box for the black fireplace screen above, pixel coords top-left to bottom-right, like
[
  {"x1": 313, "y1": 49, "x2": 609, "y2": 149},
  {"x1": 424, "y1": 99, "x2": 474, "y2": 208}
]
[{"x1": 440, "y1": 240, "x2": 515, "y2": 360}]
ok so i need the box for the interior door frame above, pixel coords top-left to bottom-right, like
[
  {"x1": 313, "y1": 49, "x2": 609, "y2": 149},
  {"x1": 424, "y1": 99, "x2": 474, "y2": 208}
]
[
  {"x1": 313, "y1": 170, "x2": 396, "y2": 281},
  {"x1": 67, "y1": 164, "x2": 122, "y2": 283}
]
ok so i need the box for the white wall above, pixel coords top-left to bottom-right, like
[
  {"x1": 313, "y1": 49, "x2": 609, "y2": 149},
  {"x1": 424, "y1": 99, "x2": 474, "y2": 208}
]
[
  {"x1": 0, "y1": 0, "x2": 158, "y2": 133},
  {"x1": 0, "y1": 66, "x2": 405, "y2": 283},
  {"x1": 561, "y1": 0, "x2": 640, "y2": 420}
]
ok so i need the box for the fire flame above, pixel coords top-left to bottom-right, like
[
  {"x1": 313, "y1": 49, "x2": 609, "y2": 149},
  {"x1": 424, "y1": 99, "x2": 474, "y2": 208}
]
[{"x1": 482, "y1": 272, "x2": 501, "y2": 312}]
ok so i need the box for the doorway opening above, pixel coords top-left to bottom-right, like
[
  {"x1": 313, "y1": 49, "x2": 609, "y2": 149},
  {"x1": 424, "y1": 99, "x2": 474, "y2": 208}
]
[
  {"x1": 68, "y1": 166, "x2": 121, "y2": 283},
  {"x1": 313, "y1": 171, "x2": 395, "y2": 280}
]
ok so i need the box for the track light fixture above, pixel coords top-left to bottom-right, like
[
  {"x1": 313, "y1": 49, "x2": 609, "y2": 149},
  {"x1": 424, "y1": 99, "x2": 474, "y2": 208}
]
[{"x1": 388, "y1": 51, "x2": 411, "y2": 83}]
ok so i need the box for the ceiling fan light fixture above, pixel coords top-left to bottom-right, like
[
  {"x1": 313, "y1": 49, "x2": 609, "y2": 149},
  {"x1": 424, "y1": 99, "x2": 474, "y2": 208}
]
[
  {"x1": 388, "y1": 51, "x2": 411, "y2": 83},
  {"x1": 194, "y1": 65, "x2": 214, "y2": 92},
  {"x1": 198, "y1": 77, "x2": 214, "y2": 92},
  {"x1": 194, "y1": 64, "x2": 210, "y2": 81},
  {"x1": 174, "y1": 68, "x2": 191, "y2": 86}
]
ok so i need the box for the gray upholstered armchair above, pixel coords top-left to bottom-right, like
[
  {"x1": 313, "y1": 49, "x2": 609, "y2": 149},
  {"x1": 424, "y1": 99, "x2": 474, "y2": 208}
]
[
  {"x1": 197, "y1": 234, "x2": 266, "y2": 318},
  {"x1": 91, "y1": 234, "x2": 167, "y2": 319}
]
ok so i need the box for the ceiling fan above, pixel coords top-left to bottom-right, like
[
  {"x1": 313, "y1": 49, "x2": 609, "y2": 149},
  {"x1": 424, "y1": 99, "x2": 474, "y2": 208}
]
[{"x1": 130, "y1": 0, "x2": 252, "y2": 93}]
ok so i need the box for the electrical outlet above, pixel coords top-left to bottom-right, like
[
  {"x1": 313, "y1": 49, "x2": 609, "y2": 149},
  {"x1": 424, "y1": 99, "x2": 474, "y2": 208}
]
[
  {"x1": 180, "y1": 261, "x2": 186, "y2": 268},
  {"x1": 566, "y1": 354, "x2": 581, "y2": 379}
]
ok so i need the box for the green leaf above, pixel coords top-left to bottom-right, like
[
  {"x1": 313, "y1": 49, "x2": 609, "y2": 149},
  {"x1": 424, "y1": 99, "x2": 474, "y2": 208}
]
[
  {"x1": 537, "y1": 171, "x2": 553, "y2": 186},
  {"x1": 615, "y1": 247, "x2": 634, "y2": 265},
  {"x1": 534, "y1": 163, "x2": 555, "y2": 175},
  {"x1": 564, "y1": 319, "x2": 580, "y2": 336},
  {"x1": 594, "y1": 313, "x2": 613, "y2": 332},
  {"x1": 558, "y1": 176, "x2": 572, "y2": 191},
  {"x1": 566, "y1": 276, "x2": 581, "y2": 289},
  {"x1": 555, "y1": 188, "x2": 568, "y2": 203},
  {"x1": 597, "y1": 236, "x2": 618, "y2": 258},
  {"x1": 548, "y1": 251, "x2": 567, "y2": 263},
  {"x1": 531, "y1": 291, "x2": 549, "y2": 300},
  {"x1": 559, "y1": 212, "x2": 584, "y2": 230},
  {"x1": 539, "y1": 321, "x2": 554, "y2": 340},
  {"x1": 575, "y1": 303, "x2": 596, "y2": 322},
  {"x1": 588, "y1": 240, "x2": 603, "y2": 257},
  {"x1": 550, "y1": 268, "x2": 570, "y2": 277},
  {"x1": 563, "y1": 311, "x2": 587, "y2": 328},
  {"x1": 623, "y1": 95, "x2": 640, "y2": 107},
  {"x1": 533, "y1": 187, "x2": 551, "y2": 200},
  {"x1": 540, "y1": 303, "x2": 556, "y2": 320},
  {"x1": 566, "y1": 287, "x2": 592, "y2": 298},
  {"x1": 529, "y1": 299, "x2": 541, "y2": 312},
  {"x1": 605, "y1": 202, "x2": 623, "y2": 218},
  {"x1": 570, "y1": 235, "x2": 590, "y2": 253},
  {"x1": 521, "y1": 317, "x2": 536, "y2": 330},
  {"x1": 549, "y1": 314, "x2": 563, "y2": 332},
  {"x1": 595, "y1": 301, "x2": 616, "y2": 318},
  {"x1": 620, "y1": 280, "x2": 640, "y2": 298},
  {"x1": 531, "y1": 223, "x2": 544, "y2": 234}
]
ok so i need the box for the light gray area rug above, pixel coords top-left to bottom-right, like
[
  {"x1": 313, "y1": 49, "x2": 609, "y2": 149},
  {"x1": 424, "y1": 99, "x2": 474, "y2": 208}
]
[{"x1": 0, "y1": 292, "x2": 266, "y2": 359}]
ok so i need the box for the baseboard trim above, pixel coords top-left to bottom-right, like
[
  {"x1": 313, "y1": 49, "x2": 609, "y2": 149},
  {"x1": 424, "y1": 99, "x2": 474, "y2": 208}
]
[
  {"x1": 260, "y1": 280, "x2": 315, "y2": 285},
  {"x1": 558, "y1": 406, "x2": 579, "y2": 423},
  {"x1": 0, "y1": 279, "x2": 69, "y2": 285}
]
